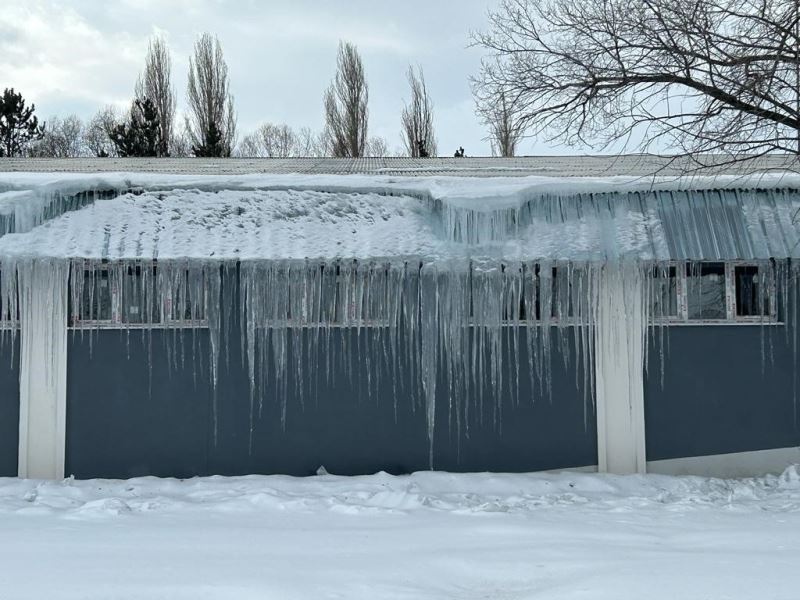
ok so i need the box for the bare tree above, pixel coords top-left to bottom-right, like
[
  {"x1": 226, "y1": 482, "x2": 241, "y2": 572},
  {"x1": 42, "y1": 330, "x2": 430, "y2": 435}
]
[
  {"x1": 235, "y1": 132, "x2": 262, "y2": 158},
  {"x1": 473, "y1": 0, "x2": 800, "y2": 165},
  {"x1": 324, "y1": 41, "x2": 369, "y2": 157},
  {"x1": 478, "y1": 91, "x2": 526, "y2": 157},
  {"x1": 401, "y1": 66, "x2": 437, "y2": 157},
  {"x1": 237, "y1": 123, "x2": 299, "y2": 157},
  {"x1": 169, "y1": 123, "x2": 192, "y2": 158},
  {"x1": 135, "y1": 35, "x2": 176, "y2": 156},
  {"x1": 84, "y1": 106, "x2": 120, "y2": 157},
  {"x1": 365, "y1": 136, "x2": 389, "y2": 157},
  {"x1": 29, "y1": 115, "x2": 85, "y2": 157},
  {"x1": 296, "y1": 126, "x2": 329, "y2": 157},
  {"x1": 186, "y1": 33, "x2": 236, "y2": 157}
]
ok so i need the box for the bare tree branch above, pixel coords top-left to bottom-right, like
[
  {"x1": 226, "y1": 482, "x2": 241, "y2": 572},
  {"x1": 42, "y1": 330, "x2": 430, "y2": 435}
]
[
  {"x1": 237, "y1": 123, "x2": 299, "y2": 157},
  {"x1": 477, "y1": 90, "x2": 527, "y2": 156},
  {"x1": 366, "y1": 136, "x2": 389, "y2": 157},
  {"x1": 295, "y1": 127, "x2": 329, "y2": 157},
  {"x1": 84, "y1": 106, "x2": 120, "y2": 158},
  {"x1": 29, "y1": 114, "x2": 85, "y2": 157},
  {"x1": 472, "y1": 0, "x2": 800, "y2": 167}
]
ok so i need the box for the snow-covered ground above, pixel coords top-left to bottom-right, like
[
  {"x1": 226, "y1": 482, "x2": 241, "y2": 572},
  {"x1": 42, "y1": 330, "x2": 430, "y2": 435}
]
[{"x1": 1, "y1": 469, "x2": 799, "y2": 599}]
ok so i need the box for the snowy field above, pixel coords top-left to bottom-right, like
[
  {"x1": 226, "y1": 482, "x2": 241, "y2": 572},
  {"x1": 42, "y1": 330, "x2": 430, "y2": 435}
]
[{"x1": 1, "y1": 469, "x2": 799, "y2": 599}]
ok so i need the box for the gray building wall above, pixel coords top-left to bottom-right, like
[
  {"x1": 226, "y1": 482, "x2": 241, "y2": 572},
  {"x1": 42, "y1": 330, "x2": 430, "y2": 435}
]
[
  {"x1": 645, "y1": 325, "x2": 800, "y2": 461},
  {"x1": 66, "y1": 329, "x2": 214, "y2": 479},
  {"x1": 63, "y1": 273, "x2": 800, "y2": 480},
  {"x1": 64, "y1": 273, "x2": 596, "y2": 479},
  {"x1": 0, "y1": 334, "x2": 20, "y2": 477}
]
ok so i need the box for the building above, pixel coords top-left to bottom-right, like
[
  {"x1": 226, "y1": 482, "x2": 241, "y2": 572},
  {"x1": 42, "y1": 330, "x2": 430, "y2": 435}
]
[{"x1": 1, "y1": 156, "x2": 799, "y2": 480}]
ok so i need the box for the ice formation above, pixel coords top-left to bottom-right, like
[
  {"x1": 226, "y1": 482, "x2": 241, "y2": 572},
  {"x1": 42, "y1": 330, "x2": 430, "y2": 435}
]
[{"x1": 0, "y1": 173, "x2": 797, "y2": 465}]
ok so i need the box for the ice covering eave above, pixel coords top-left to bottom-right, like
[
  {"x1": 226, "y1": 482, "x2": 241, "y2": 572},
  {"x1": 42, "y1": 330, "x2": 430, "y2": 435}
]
[{"x1": 2, "y1": 171, "x2": 800, "y2": 262}]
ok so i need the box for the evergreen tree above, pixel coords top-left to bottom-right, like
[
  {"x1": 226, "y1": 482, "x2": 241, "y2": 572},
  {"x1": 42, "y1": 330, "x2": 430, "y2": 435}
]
[
  {"x1": 0, "y1": 88, "x2": 44, "y2": 157},
  {"x1": 191, "y1": 121, "x2": 227, "y2": 157},
  {"x1": 109, "y1": 98, "x2": 161, "y2": 157},
  {"x1": 416, "y1": 139, "x2": 430, "y2": 158},
  {"x1": 186, "y1": 33, "x2": 236, "y2": 158}
]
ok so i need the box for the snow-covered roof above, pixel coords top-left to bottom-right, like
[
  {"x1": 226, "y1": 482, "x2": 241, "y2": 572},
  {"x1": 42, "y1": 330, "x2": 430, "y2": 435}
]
[{"x1": 1, "y1": 167, "x2": 800, "y2": 262}]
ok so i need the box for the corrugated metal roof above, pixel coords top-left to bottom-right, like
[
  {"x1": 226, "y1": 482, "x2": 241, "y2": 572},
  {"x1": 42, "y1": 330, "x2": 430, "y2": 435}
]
[
  {"x1": 445, "y1": 188, "x2": 800, "y2": 261},
  {"x1": 0, "y1": 154, "x2": 798, "y2": 177},
  {"x1": 633, "y1": 188, "x2": 799, "y2": 260}
]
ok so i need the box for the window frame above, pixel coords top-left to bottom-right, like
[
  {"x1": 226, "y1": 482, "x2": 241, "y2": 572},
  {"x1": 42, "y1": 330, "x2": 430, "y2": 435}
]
[
  {"x1": 256, "y1": 262, "x2": 395, "y2": 330},
  {"x1": 650, "y1": 260, "x2": 778, "y2": 326},
  {"x1": 69, "y1": 262, "x2": 209, "y2": 330},
  {"x1": 0, "y1": 269, "x2": 19, "y2": 330},
  {"x1": 495, "y1": 262, "x2": 592, "y2": 327}
]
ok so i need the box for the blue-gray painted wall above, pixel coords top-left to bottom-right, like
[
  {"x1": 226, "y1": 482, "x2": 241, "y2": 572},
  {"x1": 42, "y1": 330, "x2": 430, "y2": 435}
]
[
  {"x1": 65, "y1": 330, "x2": 595, "y2": 479},
  {"x1": 644, "y1": 324, "x2": 800, "y2": 461},
  {"x1": 59, "y1": 275, "x2": 800, "y2": 479},
  {"x1": 0, "y1": 335, "x2": 19, "y2": 477},
  {"x1": 65, "y1": 271, "x2": 596, "y2": 479}
]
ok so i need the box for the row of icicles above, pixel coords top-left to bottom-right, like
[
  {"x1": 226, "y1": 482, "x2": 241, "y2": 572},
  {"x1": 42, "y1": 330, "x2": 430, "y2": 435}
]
[{"x1": 0, "y1": 256, "x2": 787, "y2": 465}]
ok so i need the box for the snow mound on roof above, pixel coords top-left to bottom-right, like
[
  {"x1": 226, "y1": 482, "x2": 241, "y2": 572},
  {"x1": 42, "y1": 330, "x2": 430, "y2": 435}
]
[
  {"x1": 0, "y1": 189, "x2": 453, "y2": 261},
  {"x1": 1, "y1": 171, "x2": 800, "y2": 261},
  {"x1": 0, "y1": 186, "x2": 668, "y2": 261}
]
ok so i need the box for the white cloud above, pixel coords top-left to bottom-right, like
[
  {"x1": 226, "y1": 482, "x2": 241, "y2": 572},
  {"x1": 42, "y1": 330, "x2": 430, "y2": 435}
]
[
  {"x1": 0, "y1": 2, "x2": 147, "y2": 114},
  {"x1": 0, "y1": 0, "x2": 507, "y2": 154}
]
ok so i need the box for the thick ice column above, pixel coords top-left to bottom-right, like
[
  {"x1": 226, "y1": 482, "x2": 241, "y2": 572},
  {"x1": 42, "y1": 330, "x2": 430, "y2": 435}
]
[
  {"x1": 17, "y1": 259, "x2": 69, "y2": 480},
  {"x1": 595, "y1": 261, "x2": 647, "y2": 474}
]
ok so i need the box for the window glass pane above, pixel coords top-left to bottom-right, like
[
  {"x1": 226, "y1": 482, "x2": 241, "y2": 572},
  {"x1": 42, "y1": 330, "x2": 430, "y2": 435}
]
[
  {"x1": 650, "y1": 266, "x2": 678, "y2": 318},
  {"x1": 520, "y1": 265, "x2": 539, "y2": 322},
  {"x1": 735, "y1": 265, "x2": 769, "y2": 317},
  {"x1": 122, "y1": 266, "x2": 161, "y2": 324},
  {"x1": 78, "y1": 269, "x2": 112, "y2": 321},
  {"x1": 551, "y1": 267, "x2": 567, "y2": 319},
  {"x1": 502, "y1": 266, "x2": 524, "y2": 322},
  {"x1": 319, "y1": 264, "x2": 338, "y2": 324},
  {"x1": 166, "y1": 270, "x2": 206, "y2": 322},
  {"x1": 551, "y1": 266, "x2": 588, "y2": 321},
  {"x1": 687, "y1": 262, "x2": 726, "y2": 320},
  {"x1": 0, "y1": 270, "x2": 5, "y2": 322}
]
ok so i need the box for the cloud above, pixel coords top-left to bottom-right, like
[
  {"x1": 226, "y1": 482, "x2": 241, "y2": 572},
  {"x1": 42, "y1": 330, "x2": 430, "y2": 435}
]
[
  {"x1": 0, "y1": 0, "x2": 506, "y2": 154},
  {"x1": 0, "y1": 2, "x2": 146, "y2": 113}
]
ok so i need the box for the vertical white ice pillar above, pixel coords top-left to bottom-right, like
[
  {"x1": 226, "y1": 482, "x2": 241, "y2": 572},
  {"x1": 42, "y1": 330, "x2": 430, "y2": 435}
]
[
  {"x1": 595, "y1": 262, "x2": 647, "y2": 474},
  {"x1": 18, "y1": 259, "x2": 69, "y2": 480}
]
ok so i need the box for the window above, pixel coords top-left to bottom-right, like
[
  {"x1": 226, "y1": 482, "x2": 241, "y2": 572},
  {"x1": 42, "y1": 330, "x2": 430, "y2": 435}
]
[
  {"x1": 163, "y1": 269, "x2": 207, "y2": 324},
  {"x1": 649, "y1": 265, "x2": 679, "y2": 320},
  {"x1": 70, "y1": 263, "x2": 207, "y2": 328},
  {"x1": 0, "y1": 269, "x2": 18, "y2": 328},
  {"x1": 495, "y1": 263, "x2": 590, "y2": 326},
  {"x1": 550, "y1": 265, "x2": 589, "y2": 323},
  {"x1": 80, "y1": 269, "x2": 112, "y2": 322},
  {"x1": 258, "y1": 263, "x2": 393, "y2": 329},
  {"x1": 734, "y1": 265, "x2": 771, "y2": 319},
  {"x1": 120, "y1": 265, "x2": 161, "y2": 324},
  {"x1": 687, "y1": 262, "x2": 727, "y2": 320},
  {"x1": 649, "y1": 261, "x2": 776, "y2": 324}
]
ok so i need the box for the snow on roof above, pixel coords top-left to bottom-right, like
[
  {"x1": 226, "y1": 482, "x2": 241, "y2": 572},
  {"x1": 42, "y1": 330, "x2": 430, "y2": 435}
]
[
  {"x1": 0, "y1": 189, "x2": 455, "y2": 261},
  {"x1": 1, "y1": 168, "x2": 800, "y2": 262}
]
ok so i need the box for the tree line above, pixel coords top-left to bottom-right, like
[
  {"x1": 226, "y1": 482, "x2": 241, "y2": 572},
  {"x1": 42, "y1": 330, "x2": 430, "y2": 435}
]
[
  {"x1": 8, "y1": 0, "x2": 791, "y2": 164},
  {"x1": 0, "y1": 34, "x2": 524, "y2": 160}
]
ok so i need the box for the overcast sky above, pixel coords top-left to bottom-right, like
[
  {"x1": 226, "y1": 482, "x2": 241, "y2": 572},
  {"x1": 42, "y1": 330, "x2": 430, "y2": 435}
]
[{"x1": 0, "y1": 0, "x2": 583, "y2": 156}]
